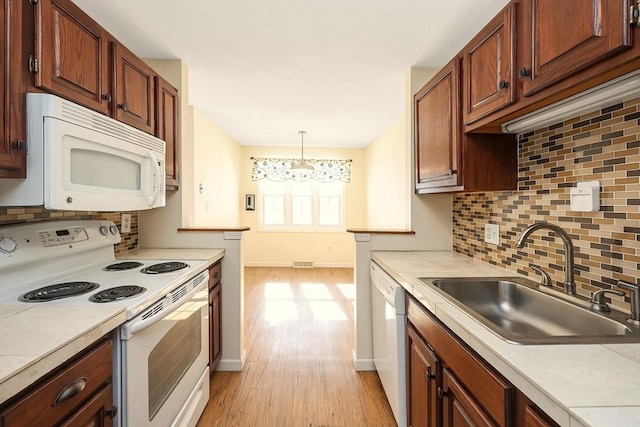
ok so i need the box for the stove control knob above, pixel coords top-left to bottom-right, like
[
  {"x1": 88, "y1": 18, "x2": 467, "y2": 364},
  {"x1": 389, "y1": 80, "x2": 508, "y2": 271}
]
[
  {"x1": 109, "y1": 225, "x2": 119, "y2": 235},
  {"x1": 0, "y1": 236, "x2": 17, "y2": 254},
  {"x1": 99, "y1": 225, "x2": 109, "y2": 236}
]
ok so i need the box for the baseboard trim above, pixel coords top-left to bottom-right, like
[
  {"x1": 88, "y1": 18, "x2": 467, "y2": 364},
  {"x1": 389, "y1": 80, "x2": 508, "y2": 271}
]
[
  {"x1": 352, "y1": 350, "x2": 375, "y2": 371},
  {"x1": 215, "y1": 350, "x2": 247, "y2": 371},
  {"x1": 244, "y1": 261, "x2": 354, "y2": 268}
]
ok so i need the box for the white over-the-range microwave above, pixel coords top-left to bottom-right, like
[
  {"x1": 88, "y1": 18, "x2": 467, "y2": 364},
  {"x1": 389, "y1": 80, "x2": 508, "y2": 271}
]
[{"x1": 0, "y1": 93, "x2": 166, "y2": 211}]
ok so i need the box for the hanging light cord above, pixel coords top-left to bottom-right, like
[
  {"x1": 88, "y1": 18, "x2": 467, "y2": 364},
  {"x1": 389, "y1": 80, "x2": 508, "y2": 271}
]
[{"x1": 299, "y1": 130, "x2": 306, "y2": 160}]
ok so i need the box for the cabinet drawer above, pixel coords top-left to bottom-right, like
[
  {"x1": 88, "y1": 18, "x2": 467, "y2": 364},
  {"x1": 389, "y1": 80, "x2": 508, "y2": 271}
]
[
  {"x1": 1, "y1": 340, "x2": 112, "y2": 426},
  {"x1": 407, "y1": 296, "x2": 513, "y2": 426}
]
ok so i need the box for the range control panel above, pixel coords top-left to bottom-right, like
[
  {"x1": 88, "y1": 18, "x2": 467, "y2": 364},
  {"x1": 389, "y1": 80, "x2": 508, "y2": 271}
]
[{"x1": 40, "y1": 227, "x2": 88, "y2": 247}]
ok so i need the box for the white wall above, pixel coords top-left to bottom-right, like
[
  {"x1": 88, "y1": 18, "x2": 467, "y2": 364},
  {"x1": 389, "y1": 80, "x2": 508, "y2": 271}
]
[
  {"x1": 192, "y1": 109, "x2": 242, "y2": 226},
  {"x1": 364, "y1": 116, "x2": 407, "y2": 229},
  {"x1": 240, "y1": 145, "x2": 366, "y2": 267}
]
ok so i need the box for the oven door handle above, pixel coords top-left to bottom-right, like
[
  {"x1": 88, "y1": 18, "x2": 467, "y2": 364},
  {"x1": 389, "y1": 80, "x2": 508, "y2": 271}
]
[{"x1": 121, "y1": 277, "x2": 208, "y2": 339}]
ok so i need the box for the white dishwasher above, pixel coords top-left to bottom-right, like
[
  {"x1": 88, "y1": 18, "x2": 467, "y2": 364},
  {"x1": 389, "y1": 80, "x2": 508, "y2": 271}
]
[{"x1": 370, "y1": 261, "x2": 407, "y2": 427}]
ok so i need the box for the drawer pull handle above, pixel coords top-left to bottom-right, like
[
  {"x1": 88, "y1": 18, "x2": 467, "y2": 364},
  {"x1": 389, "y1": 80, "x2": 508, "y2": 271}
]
[
  {"x1": 437, "y1": 386, "x2": 449, "y2": 399},
  {"x1": 54, "y1": 377, "x2": 87, "y2": 406}
]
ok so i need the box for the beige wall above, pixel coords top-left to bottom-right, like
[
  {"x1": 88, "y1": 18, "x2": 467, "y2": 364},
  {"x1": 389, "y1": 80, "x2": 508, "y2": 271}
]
[
  {"x1": 364, "y1": 116, "x2": 407, "y2": 229},
  {"x1": 192, "y1": 109, "x2": 242, "y2": 225},
  {"x1": 240, "y1": 145, "x2": 366, "y2": 267}
]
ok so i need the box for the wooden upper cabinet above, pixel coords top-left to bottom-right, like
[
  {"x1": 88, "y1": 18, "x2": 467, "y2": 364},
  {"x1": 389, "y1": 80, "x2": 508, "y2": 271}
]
[
  {"x1": 463, "y1": 4, "x2": 515, "y2": 125},
  {"x1": 415, "y1": 59, "x2": 460, "y2": 192},
  {"x1": 520, "y1": 0, "x2": 633, "y2": 96},
  {"x1": 155, "y1": 76, "x2": 179, "y2": 189},
  {"x1": 113, "y1": 42, "x2": 155, "y2": 134},
  {"x1": 35, "y1": 0, "x2": 110, "y2": 114},
  {"x1": 0, "y1": 0, "x2": 27, "y2": 178}
]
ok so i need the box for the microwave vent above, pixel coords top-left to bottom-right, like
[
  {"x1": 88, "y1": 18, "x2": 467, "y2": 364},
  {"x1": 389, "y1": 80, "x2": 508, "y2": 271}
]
[{"x1": 60, "y1": 100, "x2": 164, "y2": 153}]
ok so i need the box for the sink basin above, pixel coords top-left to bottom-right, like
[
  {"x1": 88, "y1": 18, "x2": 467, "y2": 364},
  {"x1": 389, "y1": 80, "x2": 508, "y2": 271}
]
[{"x1": 418, "y1": 277, "x2": 640, "y2": 344}]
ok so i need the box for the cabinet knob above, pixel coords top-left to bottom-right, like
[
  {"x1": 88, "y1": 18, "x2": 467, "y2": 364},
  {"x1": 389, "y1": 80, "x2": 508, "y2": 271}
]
[
  {"x1": 117, "y1": 103, "x2": 128, "y2": 112},
  {"x1": 106, "y1": 405, "x2": 118, "y2": 419},
  {"x1": 449, "y1": 169, "x2": 457, "y2": 176},
  {"x1": 437, "y1": 387, "x2": 449, "y2": 399},
  {"x1": 518, "y1": 68, "x2": 531, "y2": 78},
  {"x1": 11, "y1": 140, "x2": 26, "y2": 150},
  {"x1": 427, "y1": 372, "x2": 436, "y2": 382},
  {"x1": 102, "y1": 93, "x2": 112, "y2": 102},
  {"x1": 498, "y1": 80, "x2": 509, "y2": 90}
]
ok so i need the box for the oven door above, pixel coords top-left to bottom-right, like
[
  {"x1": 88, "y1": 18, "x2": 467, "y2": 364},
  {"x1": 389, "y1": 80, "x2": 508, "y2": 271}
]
[{"x1": 121, "y1": 284, "x2": 209, "y2": 427}]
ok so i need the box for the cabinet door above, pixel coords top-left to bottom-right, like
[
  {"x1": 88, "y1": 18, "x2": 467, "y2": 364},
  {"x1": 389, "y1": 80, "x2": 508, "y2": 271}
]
[
  {"x1": 463, "y1": 4, "x2": 515, "y2": 125},
  {"x1": 521, "y1": 0, "x2": 632, "y2": 96},
  {"x1": 442, "y1": 368, "x2": 496, "y2": 427},
  {"x1": 113, "y1": 42, "x2": 155, "y2": 134},
  {"x1": 35, "y1": 0, "x2": 110, "y2": 114},
  {"x1": 155, "y1": 76, "x2": 179, "y2": 189},
  {"x1": 60, "y1": 384, "x2": 114, "y2": 427},
  {"x1": 209, "y1": 283, "x2": 222, "y2": 373},
  {"x1": 407, "y1": 325, "x2": 438, "y2": 427},
  {"x1": 414, "y1": 59, "x2": 460, "y2": 192},
  {"x1": 0, "y1": 0, "x2": 27, "y2": 178}
]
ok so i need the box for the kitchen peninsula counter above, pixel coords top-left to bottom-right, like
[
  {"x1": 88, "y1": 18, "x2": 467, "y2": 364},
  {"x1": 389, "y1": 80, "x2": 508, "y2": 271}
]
[
  {"x1": 120, "y1": 248, "x2": 225, "y2": 266},
  {"x1": 372, "y1": 250, "x2": 640, "y2": 427}
]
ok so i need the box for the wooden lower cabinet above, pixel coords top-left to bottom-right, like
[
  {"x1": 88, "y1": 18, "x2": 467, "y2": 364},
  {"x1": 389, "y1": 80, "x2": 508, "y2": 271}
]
[
  {"x1": 0, "y1": 338, "x2": 115, "y2": 427},
  {"x1": 442, "y1": 368, "x2": 496, "y2": 427},
  {"x1": 60, "y1": 384, "x2": 113, "y2": 427},
  {"x1": 209, "y1": 261, "x2": 222, "y2": 373},
  {"x1": 407, "y1": 324, "x2": 439, "y2": 427},
  {"x1": 406, "y1": 295, "x2": 558, "y2": 427}
]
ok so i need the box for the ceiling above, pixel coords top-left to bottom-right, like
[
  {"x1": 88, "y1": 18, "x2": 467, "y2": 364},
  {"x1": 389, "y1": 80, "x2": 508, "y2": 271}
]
[{"x1": 73, "y1": 0, "x2": 509, "y2": 148}]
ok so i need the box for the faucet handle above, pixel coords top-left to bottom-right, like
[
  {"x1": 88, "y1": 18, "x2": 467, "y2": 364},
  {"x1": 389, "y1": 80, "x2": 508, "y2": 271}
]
[
  {"x1": 590, "y1": 289, "x2": 625, "y2": 312},
  {"x1": 530, "y1": 264, "x2": 551, "y2": 287},
  {"x1": 615, "y1": 281, "x2": 640, "y2": 325}
]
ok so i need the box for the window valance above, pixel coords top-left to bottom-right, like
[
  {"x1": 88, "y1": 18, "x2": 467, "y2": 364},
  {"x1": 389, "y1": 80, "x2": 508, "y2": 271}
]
[{"x1": 251, "y1": 158, "x2": 351, "y2": 182}]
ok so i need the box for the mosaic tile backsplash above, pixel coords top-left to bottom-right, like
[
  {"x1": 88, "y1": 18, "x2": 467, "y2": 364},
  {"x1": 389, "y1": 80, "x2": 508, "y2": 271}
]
[
  {"x1": 0, "y1": 208, "x2": 138, "y2": 255},
  {"x1": 453, "y1": 99, "x2": 640, "y2": 313}
]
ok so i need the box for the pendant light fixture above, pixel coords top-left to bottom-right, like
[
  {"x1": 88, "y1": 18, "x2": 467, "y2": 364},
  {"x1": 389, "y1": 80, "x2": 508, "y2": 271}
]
[{"x1": 291, "y1": 130, "x2": 315, "y2": 171}]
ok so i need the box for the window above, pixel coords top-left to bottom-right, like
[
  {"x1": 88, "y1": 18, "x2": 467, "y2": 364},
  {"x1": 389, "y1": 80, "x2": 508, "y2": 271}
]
[{"x1": 259, "y1": 180, "x2": 344, "y2": 231}]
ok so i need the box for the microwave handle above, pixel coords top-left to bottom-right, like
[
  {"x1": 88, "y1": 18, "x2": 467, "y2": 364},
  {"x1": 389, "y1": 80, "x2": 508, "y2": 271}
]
[{"x1": 148, "y1": 151, "x2": 161, "y2": 207}]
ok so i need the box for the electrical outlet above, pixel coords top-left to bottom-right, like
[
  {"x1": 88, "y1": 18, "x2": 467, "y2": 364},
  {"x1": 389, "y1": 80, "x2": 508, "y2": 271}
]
[
  {"x1": 484, "y1": 223, "x2": 500, "y2": 245},
  {"x1": 121, "y1": 213, "x2": 131, "y2": 233}
]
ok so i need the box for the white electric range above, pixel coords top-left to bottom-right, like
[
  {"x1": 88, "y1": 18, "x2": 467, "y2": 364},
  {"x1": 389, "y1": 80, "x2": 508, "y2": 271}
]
[{"x1": 0, "y1": 220, "x2": 211, "y2": 427}]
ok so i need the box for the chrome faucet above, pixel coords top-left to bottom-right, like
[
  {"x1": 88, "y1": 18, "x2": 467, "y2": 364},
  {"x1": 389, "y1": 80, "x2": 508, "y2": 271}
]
[{"x1": 516, "y1": 222, "x2": 576, "y2": 295}]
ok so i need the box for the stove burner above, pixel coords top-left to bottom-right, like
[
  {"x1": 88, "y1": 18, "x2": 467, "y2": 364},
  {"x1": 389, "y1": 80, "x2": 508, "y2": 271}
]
[
  {"x1": 140, "y1": 261, "x2": 189, "y2": 274},
  {"x1": 20, "y1": 282, "x2": 100, "y2": 302},
  {"x1": 104, "y1": 261, "x2": 144, "y2": 271},
  {"x1": 89, "y1": 286, "x2": 146, "y2": 303}
]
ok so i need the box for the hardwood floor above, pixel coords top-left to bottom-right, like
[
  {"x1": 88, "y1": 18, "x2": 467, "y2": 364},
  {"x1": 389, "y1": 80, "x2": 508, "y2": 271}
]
[{"x1": 197, "y1": 267, "x2": 396, "y2": 427}]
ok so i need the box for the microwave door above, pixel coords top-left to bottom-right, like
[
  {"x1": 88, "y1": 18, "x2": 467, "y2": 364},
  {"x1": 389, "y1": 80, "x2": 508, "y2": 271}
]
[{"x1": 43, "y1": 116, "x2": 165, "y2": 211}]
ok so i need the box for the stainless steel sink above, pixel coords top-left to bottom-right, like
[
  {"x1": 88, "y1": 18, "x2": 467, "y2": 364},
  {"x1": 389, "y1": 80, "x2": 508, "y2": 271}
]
[{"x1": 418, "y1": 277, "x2": 640, "y2": 344}]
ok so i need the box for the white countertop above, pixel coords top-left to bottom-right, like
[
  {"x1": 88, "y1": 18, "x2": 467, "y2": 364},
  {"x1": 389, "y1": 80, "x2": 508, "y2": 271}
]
[
  {"x1": 0, "y1": 305, "x2": 126, "y2": 404},
  {"x1": 371, "y1": 250, "x2": 640, "y2": 427},
  {"x1": 0, "y1": 248, "x2": 224, "y2": 405}
]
